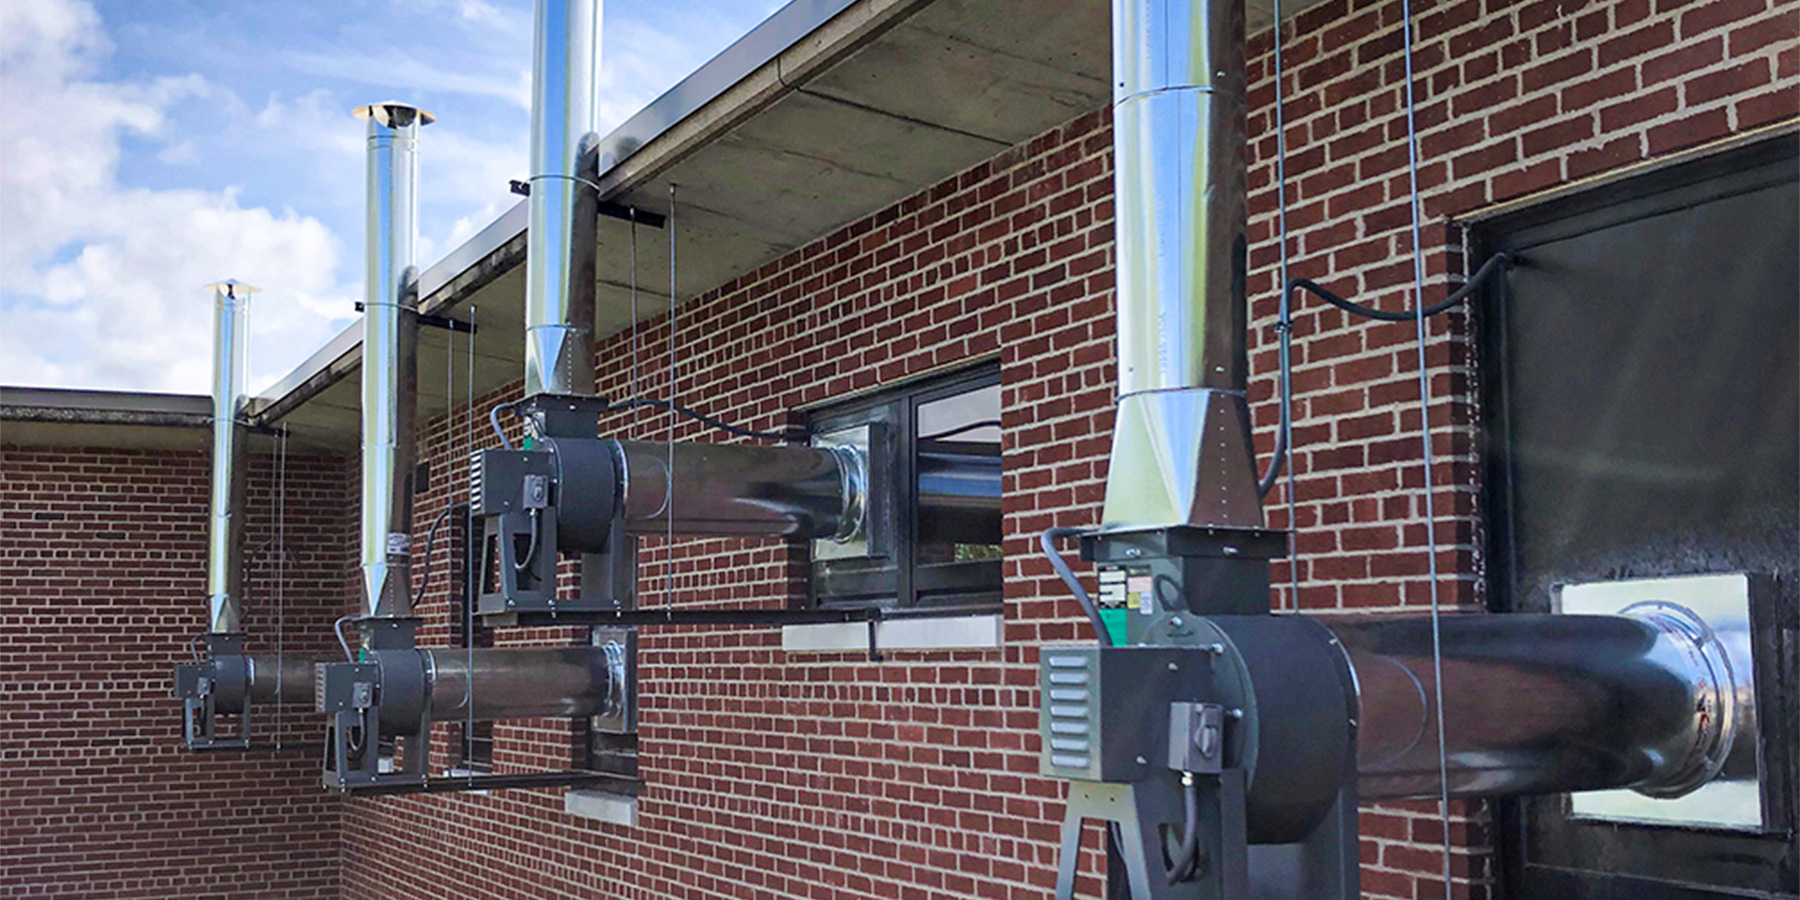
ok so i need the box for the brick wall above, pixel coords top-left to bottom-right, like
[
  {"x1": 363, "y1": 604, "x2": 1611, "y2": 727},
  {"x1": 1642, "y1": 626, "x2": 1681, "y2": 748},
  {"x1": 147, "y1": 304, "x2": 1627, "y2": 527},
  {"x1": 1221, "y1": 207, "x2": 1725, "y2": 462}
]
[
  {"x1": 1241, "y1": 0, "x2": 1795, "y2": 894},
  {"x1": 0, "y1": 445, "x2": 350, "y2": 898},
  {"x1": 347, "y1": 0, "x2": 1794, "y2": 897},
  {"x1": 3, "y1": 0, "x2": 1791, "y2": 897}
]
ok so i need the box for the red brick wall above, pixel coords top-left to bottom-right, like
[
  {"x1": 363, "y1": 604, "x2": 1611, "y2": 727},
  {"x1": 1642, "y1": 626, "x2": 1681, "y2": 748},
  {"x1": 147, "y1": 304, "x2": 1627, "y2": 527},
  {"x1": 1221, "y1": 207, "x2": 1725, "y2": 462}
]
[
  {"x1": 339, "y1": 0, "x2": 1795, "y2": 897},
  {"x1": 5, "y1": 0, "x2": 1791, "y2": 897},
  {"x1": 1242, "y1": 0, "x2": 1795, "y2": 894},
  {"x1": 0, "y1": 445, "x2": 350, "y2": 898}
]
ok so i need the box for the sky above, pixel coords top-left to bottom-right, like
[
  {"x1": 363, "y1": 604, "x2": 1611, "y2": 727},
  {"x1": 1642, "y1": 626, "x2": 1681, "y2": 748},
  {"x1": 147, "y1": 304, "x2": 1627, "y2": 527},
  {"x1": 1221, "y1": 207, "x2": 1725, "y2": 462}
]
[{"x1": 0, "y1": 0, "x2": 784, "y2": 395}]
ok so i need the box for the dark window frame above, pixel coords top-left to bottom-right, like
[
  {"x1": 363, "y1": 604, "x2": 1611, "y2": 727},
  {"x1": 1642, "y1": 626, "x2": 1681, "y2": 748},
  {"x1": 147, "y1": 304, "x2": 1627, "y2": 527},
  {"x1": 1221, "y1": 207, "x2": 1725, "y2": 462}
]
[
  {"x1": 1473, "y1": 133, "x2": 1799, "y2": 900},
  {"x1": 805, "y1": 361, "x2": 1004, "y2": 613}
]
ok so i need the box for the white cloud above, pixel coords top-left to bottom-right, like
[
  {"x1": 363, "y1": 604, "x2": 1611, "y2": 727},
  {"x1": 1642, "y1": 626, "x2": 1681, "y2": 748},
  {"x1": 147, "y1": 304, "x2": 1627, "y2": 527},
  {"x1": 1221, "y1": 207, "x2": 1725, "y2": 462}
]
[
  {"x1": 0, "y1": 0, "x2": 788, "y2": 397},
  {"x1": 0, "y1": 0, "x2": 354, "y2": 395},
  {"x1": 281, "y1": 46, "x2": 533, "y2": 111}
]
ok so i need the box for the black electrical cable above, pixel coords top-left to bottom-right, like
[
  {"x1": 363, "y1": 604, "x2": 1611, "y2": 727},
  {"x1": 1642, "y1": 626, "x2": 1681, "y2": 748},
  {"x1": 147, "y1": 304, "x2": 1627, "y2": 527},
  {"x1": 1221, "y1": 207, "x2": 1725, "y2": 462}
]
[
  {"x1": 605, "y1": 397, "x2": 796, "y2": 442},
  {"x1": 514, "y1": 509, "x2": 540, "y2": 572},
  {"x1": 1257, "y1": 252, "x2": 1514, "y2": 497},
  {"x1": 333, "y1": 615, "x2": 357, "y2": 662},
  {"x1": 1166, "y1": 774, "x2": 1203, "y2": 884},
  {"x1": 412, "y1": 506, "x2": 454, "y2": 608},
  {"x1": 1040, "y1": 526, "x2": 1112, "y2": 647},
  {"x1": 919, "y1": 419, "x2": 1002, "y2": 442},
  {"x1": 489, "y1": 402, "x2": 516, "y2": 450},
  {"x1": 1293, "y1": 251, "x2": 1511, "y2": 323}
]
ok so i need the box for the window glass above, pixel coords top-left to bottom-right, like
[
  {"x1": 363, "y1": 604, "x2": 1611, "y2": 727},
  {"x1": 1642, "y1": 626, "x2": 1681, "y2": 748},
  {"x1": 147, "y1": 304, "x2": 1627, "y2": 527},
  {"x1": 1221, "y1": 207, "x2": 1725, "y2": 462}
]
[
  {"x1": 809, "y1": 365, "x2": 1002, "y2": 610},
  {"x1": 913, "y1": 383, "x2": 1002, "y2": 579}
]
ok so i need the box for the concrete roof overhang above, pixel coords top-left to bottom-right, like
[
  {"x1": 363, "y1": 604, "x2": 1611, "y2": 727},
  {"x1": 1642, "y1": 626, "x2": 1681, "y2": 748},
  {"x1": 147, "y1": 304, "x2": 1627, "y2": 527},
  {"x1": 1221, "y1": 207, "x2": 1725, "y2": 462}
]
[
  {"x1": 0, "y1": 387, "x2": 215, "y2": 451},
  {"x1": 20, "y1": 0, "x2": 1325, "y2": 452}
]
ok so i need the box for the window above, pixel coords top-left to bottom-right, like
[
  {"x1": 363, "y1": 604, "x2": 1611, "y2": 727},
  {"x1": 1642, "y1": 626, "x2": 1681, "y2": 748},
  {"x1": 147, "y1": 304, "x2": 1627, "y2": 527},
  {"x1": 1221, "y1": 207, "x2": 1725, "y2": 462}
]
[
  {"x1": 808, "y1": 363, "x2": 1002, "y2": 611},
  {"x1": 1477, "y1": 136, "x2": 1797, "y2": 899}
]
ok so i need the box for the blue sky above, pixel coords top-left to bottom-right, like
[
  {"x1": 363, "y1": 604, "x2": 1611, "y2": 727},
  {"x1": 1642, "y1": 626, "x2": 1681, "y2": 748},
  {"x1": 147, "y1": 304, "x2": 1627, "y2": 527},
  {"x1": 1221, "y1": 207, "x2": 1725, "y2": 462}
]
[{"x1": 0, "y1": 0, "x2": 783, "y2": 394}]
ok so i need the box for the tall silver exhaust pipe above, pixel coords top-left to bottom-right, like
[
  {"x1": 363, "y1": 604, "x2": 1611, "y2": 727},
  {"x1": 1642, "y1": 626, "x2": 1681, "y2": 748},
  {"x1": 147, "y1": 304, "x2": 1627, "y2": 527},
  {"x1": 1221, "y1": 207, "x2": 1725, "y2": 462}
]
[
  {"x1": 355, "y1": 102, "x2": 433, "y2": 620},
  {"x1": 523, "y1": 0, "x2": 602, "y2": 399},
  {"x1": 204, "y1": 279, "x2": 257, "y2": 634},
  {"x1": 1101, "y1": 0, "x2": 1258, "y2": 531}
]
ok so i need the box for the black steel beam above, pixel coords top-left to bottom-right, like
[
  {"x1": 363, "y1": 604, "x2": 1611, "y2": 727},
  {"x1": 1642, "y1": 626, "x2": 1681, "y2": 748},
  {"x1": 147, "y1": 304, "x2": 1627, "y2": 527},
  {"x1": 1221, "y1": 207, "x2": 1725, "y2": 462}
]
[
  {"x1": 489, "y1": 606, "x2": 889, "y2": 628},
  {"x1": 506, "y1": 179, "x2": 667, "y2": 228},
  {"x1": 330, "y1": 769, "x2": 642, "y2": 797}
]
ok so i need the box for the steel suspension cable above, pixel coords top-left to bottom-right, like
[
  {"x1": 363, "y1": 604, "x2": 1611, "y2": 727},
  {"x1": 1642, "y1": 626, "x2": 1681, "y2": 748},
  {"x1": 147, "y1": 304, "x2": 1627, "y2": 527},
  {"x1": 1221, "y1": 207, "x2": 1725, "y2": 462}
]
[
  {"x1": 630, "y1": 209, "x2": 641, "y2": 440},
  {"x1": 1397, "y1": 0, "x2": 1457, "y2": 891},
  {"x1": 1271, "y1": 0, "x2": 1298, "y2": 613},
  {"x1": 466, "y1": 303, "x2": 477, "y2": 786},
  {"x1": 274, "y1": 423, "x2": 287, "y2": 750},
  {"x1": 666, "y1": 183, "x2": 677, "y2": 621}
]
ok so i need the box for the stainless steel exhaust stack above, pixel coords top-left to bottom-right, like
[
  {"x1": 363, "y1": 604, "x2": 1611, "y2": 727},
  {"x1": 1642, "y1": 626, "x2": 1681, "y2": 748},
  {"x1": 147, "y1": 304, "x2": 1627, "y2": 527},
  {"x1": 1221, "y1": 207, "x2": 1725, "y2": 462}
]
[
  {"x1": 1101, "y1": 0, "x2": 1258, "y2": 531},
  {"x1": 355, "y1": 102, "x2": 433, "y2": 621},
  {"x1": 523, "y1": 0, "x2": 602, "y2": 399},
  {"x1": 204, "y1": 279, "x2": 258, "y2": 634}
]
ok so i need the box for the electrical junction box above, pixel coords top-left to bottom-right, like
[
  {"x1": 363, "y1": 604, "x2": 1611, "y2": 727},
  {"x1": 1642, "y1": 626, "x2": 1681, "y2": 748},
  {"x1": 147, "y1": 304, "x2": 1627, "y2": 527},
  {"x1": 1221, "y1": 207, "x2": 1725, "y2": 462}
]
[{"x1": 1038, "y1": 645, "x2": 1216, "y2": 782}]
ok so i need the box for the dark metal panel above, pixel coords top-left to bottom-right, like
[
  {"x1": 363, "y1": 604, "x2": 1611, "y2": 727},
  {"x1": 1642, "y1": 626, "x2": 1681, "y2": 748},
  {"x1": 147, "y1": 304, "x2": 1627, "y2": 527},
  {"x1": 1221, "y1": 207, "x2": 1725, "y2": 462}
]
[{"x1": 1476, "y1": 135, "x2": 1800, "y2": 900}]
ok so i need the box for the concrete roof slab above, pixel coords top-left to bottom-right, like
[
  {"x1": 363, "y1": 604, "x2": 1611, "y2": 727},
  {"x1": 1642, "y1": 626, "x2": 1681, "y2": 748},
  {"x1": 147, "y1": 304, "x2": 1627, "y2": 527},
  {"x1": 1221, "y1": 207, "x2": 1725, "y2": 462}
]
[{"x1": 212, "y1": 0, "x2": 1333, "y2": 448}]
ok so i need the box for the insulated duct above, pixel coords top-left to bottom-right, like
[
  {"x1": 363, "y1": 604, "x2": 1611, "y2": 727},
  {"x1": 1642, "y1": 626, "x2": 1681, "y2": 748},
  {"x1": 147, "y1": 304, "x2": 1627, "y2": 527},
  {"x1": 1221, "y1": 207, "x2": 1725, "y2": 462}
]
[
  {"x1": 356, "y1": 102, "x2": 433, "y2": 620},
  {"x1": 523, "y1": 0, "x2": 602, "y2": 399},
  {"x1": 1100, "y1": 0, "x2": 1259, "y2": 531},
  {"x1": 204, "y1": 280, "x2": 257, "y2": 634},
  {"x1": 1327, "y1": 610, "x2": 1741, "y2": 802},
  {"x1": 317, "y1": 641, "x2": 633, "y2": 791}
]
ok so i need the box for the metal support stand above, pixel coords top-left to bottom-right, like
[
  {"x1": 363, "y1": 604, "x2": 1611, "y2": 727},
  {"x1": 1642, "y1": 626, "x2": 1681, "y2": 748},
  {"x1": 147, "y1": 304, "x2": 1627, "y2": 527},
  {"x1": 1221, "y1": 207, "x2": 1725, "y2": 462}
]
[
  {"x1": 1058, "y1": 773, "x2": 1250, "y2": 900},
  {"x1": 320, "y1": 619, "x2": 428, "y2": 790},
  {"x1": 1243, "y1": 786, "x2": 1359, "y2": 900},
  {"x1": 474, "y1": 394, "x2": 636, "y2": 618}
]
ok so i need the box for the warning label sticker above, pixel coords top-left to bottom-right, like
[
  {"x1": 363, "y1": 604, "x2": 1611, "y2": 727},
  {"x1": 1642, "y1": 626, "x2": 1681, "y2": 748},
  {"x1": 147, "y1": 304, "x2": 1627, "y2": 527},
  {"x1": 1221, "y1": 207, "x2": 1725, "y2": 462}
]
[{"x1": 1128, "y1": 574, "x2": 1154, "y2": 615}]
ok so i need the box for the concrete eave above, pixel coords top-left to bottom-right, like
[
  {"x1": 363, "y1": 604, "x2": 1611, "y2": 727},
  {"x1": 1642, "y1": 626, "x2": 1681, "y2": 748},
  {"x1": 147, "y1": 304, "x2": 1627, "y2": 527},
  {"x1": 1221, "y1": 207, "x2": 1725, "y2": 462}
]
[
  {"x1": 0, "y1": 387, "x2": 214, "y2": 450},
  {"x1": 249, "y1": 0, "x2": 1326, "y2": 451}
]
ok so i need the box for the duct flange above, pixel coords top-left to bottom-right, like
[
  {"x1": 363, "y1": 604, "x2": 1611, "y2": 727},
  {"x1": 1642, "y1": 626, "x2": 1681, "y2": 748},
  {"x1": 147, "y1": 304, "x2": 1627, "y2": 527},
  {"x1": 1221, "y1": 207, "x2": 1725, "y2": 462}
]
[{"x1": 1559, "y1": 573, "x2": 1765, "y2": 831}]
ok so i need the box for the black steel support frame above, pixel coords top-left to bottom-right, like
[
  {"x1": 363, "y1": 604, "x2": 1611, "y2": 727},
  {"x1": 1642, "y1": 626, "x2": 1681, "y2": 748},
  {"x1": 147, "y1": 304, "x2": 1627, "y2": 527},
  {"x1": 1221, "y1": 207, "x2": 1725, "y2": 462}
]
[
  {"x1": 350, "y1": 301, "x2": 474, "y2": 334},
  {"x1": 336, "y1": 768, "x2": 643, "y2": 797},
  {"x1": 488, "y1": 604, "x2": 984, "y2": 663},
  {"x1": 506, "y1": 177, "x2": 667, "y2": 228}
]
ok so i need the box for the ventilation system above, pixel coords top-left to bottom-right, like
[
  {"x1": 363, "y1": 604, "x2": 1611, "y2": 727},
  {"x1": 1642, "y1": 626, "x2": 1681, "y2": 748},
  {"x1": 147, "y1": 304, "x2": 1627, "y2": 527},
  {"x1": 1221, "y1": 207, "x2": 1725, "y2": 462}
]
[
  {"x1": 154, "y1": 0, "x2": 1782, "y2": 891},
  {"x1": 1032, "y1": 1, "x2": 1768, "y2": 898},
  {"x1": 313, "y1": 21, "x2": 642, "y2": 796},
  {"x1": 173, "y1": 280, "x2": 321, "y2": 750}
]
